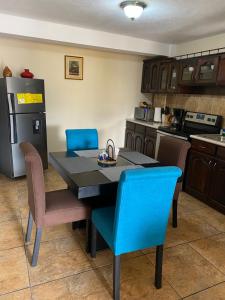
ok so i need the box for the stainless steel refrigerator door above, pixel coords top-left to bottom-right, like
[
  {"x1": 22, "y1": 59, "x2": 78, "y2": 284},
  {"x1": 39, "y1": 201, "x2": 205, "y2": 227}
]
[
  {"x1": 11, "y1": 113, "x2": 47, "y2": 177},
  {"x1": 6, "y1": 77, "x2": 45, "y2": 114}
]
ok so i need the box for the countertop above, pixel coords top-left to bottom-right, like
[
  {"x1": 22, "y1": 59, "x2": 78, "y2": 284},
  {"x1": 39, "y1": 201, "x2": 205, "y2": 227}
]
[
  {"x1": 190, "y1": 134, "x2": 225, "y2": 147},
  {"x1": 126, "y1": 118, "x2": 162, "y2": 129}
]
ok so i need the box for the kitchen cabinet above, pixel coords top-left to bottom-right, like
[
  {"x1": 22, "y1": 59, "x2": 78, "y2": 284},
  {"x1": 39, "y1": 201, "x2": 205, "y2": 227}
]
[
  {"x1": 185, "y1": 139, "x2": 225, "y2": 214},
  {"x1": 185, "y1": 150, "x2": 212, "y2": 199},
  {"x1": 194, "y1": 56, "x2": 219, "y2": 84},
  {"x1": 133, "y1": 124, "x2": 146, "y2": 153},
  {"x1": 144, "y1": 127, "x2": 157, "y2": 158},
  {"x1": 124, "y1": 121, "x2": 157, "y2": 157},
  {"x1": 217, "y1": 54, "x2": 225, "y2": 85},
  {"x1": 124, "y1": 121, "x2": 135, "y2": 150},
  {"x1": 179, "y1": 58, "x2": 197, "y2": 85},
  {"x1": 141, "y1": 61, "x2": 151, "y2": 93},
  {"x1": 158, "y1": 62, "x2": 169, "y2": 92},
  {"x1": 167, "y1": 61, "x2": 179, "y2": 92}
]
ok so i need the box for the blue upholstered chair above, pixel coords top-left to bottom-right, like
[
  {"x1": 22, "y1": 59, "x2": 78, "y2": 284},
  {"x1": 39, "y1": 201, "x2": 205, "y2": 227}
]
[
  {"x1": 65, "y1": 129, "x2": 98, "y2": 152},
  {"x1": 91, "y1": 166, "x2": 182, "y2": 300}
]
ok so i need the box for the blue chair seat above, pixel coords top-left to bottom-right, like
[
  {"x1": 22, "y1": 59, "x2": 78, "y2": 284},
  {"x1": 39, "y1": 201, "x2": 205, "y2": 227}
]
[{"x1": 92, "y1": 206, "x2": 115, "y2": 251}]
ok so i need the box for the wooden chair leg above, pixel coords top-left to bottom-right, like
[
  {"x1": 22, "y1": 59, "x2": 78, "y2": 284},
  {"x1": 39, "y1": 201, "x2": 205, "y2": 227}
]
[
  {"x1": 113, "y1": 255, "x2": 121, "y2": 300},
  {"x1": 155, "y1": 245, "x2": 163, "y2": 289},
  {"x1": 31, "y1": 228, "x2": 42, "y2": 267},
  {"x1": 25, "y1": 211, "x2": 33, "y2": 243},
  {"x1": 172, "y1": 199, "x2": 178, "y2": 228},
  {"x1": 91, "y1": 223, "x2": 97, "y2": 258}
]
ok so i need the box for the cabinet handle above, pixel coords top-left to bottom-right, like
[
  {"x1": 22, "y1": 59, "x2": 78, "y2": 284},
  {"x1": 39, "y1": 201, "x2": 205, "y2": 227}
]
[
  {"x1": 209, "y1": 160, "x2": 213, "y2": 167},
  {"x1": 199, "y1": 145, "x2": 206, "y2": 149},
  {"x1": 214, "y1": 162, "x2": 217, "y2": 167}
]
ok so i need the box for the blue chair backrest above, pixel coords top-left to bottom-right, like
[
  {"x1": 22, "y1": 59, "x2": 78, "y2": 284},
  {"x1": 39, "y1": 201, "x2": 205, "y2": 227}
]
[
  {"x1": 65, "y1": 129, "x2": 98, "y2": 151},
  {"x1": 113, "y1": 166, "x2": 182, "y2": 255}
]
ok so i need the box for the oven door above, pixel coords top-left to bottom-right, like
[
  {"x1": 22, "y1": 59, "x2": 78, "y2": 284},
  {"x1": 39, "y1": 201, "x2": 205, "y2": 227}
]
[{"x1": 155, "y1": 130, "x2": 188, "y2": 159}]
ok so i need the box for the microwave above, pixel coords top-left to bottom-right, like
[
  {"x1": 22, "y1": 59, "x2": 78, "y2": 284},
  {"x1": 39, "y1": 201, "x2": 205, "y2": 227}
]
[{"x1": 134, "y1": 107, "x2": 154, "y2": 122}]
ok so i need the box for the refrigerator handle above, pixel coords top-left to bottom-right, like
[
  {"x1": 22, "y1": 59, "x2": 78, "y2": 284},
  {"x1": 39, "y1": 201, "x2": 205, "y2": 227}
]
[
  {"x1": 7, "y1": 93, "x2": 15, "y2": 114},
  {"x1": 9, "y1": 115, "x2": 17, "y2": 144}
]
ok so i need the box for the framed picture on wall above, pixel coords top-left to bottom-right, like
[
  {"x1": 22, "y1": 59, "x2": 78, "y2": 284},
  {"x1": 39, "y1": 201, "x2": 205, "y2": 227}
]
[{"x1": 65, "y1": 55, "x2": 83, "y2": 80}]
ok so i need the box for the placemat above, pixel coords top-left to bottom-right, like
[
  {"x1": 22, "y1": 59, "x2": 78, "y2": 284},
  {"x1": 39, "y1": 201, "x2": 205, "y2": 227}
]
[
  {"x1": 119, "y1": 151, "x2": 158, "y2": 165},
  {"x1": 57, "y1": 157, "x2": 101, "y2": 174},
  {"x1": 75, "y1": 149, "x2": 101, "y2": 158},
  {"x1": 100, "y1": 165, "x2": 143, "y2": 182}
]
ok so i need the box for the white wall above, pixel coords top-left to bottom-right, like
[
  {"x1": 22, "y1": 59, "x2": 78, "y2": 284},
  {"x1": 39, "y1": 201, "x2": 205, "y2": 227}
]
[
  {"x1": 175, "y1": 32, "x2": 225, "y2": 56},
  {"x1": 0, "y1": 37, "x2": 145, "y2": 151}
]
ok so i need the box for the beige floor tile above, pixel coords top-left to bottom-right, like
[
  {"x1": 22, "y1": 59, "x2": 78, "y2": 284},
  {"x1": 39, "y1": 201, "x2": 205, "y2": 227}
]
[
  {"x1": 147, "y1": 244, "x2": 225, "y2": 298},
  {"x1": 178, "y1": 192, "x2": 208, "y2": 213},
  {"x1": 0, "y1": 198, "x2": 20, "y2": 223},
  {"x1": 143, "y1": 210, "x2": 219, "y2": 254},
  {"x1": 27, "y1": 237, "x2": 91, "y2": 286},
  {"x1": 165, "y1": 211, "x2": 219, "y2": 248},
  {"x1": 99, "y1": 255, "x2": 180, "y2": 300},
  {"x1": 0, "y1": 247, "x2": 29, "y2": 295},
  {"x1": 190, "y1": 233, "x2": 225, "y2": 274},
  {"x1": 0, "y1": 288, "x2": 31, "y2": 299},
  {"x1": 191, "y1": 206, "x2": 225, "y2": 232},
  {"x1": 0, "y1": 220, "x2": 24, "y2": 251},
  {"x1": 32, "y1": 270, "x2": 111, "y2": 299},
  {"x1": 184, "y1": 282, "x2": 225, "y2": 300},
  {"x1": 21, "y1": 219, "x2": 75, "y2": 244}
]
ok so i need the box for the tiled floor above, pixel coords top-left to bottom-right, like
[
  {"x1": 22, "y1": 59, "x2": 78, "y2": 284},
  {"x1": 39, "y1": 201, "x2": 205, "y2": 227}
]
[{"x1": 0, "y1": 165, "x2": 225, "y2": 299}]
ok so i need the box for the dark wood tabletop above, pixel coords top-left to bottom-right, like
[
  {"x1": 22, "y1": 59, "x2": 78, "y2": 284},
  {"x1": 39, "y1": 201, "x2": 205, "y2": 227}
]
[{"x1": 49, "y1": 150, "x2": 159, "y2": 199}]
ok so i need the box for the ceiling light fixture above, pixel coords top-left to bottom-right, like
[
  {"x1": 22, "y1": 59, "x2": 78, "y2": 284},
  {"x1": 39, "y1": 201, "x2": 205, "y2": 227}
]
[{"x1": 120, "y1": 1, "x2": 147, "y2": 21}]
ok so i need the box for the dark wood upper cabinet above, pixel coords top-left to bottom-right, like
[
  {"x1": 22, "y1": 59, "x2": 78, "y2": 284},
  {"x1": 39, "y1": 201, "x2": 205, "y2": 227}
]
[
  {"x1": 141, "y1": 53, "x2": 225, "y2": 94},
  {"x1": 217, "y1": 54, "x2": 225, "y2": 85},
  {"x1": 149, "y1": 61, "x2": 160, "y2": 92},
  {"x1": 167, "y1": 61, "x2": 179, "y2": 92},
  {"x1": 179, "y1": 58, "x2": 197, "y2": 85},
  {"x1": 141, "y1": 61, "x2": 151, "y2": 93},
  {"x1": 194, "y1": 56, "x2": 219, "y2": 84},
  {"x1": 158, "y1": 63, "x2": 169, "y2": 92}
]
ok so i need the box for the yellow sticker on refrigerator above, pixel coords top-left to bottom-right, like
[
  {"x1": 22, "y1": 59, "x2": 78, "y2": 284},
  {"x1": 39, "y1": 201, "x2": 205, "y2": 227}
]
[{"x1": 17, "y1": 93, "x2": 43, "y2": 104}]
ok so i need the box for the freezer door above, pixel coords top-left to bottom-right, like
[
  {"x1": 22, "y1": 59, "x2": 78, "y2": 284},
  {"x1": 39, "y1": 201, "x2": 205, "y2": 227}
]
[
  {"x1": 11, "y1": 113, "x2": 48, "y2": 177},
  {"x1": 6, "y1": 77, "x2": 45, "y2": 114}
]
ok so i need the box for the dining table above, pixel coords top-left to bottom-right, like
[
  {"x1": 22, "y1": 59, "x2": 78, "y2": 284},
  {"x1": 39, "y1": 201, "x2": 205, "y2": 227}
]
[
  {"x1": 49, "y1": 149, "x2": 159, "y2": 199},
  {"x1": 49, "y1": 149, "x2": 159, "y2": 250}
]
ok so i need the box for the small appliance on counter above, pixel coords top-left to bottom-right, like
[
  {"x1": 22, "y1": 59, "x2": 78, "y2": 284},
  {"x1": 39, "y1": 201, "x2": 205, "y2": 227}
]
[
  {"x1": 153, "y1": 107, "x2": 162, "y2": 123},
  {"x1": 134, "y1": 106, "x2": 154, "y2": 122}
]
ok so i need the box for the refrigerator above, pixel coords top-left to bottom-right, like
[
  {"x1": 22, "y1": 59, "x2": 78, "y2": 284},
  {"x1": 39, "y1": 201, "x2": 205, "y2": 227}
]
[{"x1": 0, "y1": 77, "x2": 48, "y2": 178}]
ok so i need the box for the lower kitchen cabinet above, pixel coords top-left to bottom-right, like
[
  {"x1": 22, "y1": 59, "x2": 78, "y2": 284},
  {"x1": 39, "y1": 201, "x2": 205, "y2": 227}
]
[
  {"x1": 185, "y1": 139, "x2": 225, "y2": 214},
  {"x1": 124, "y1": 121, "x2": 156, "y2": 157}
]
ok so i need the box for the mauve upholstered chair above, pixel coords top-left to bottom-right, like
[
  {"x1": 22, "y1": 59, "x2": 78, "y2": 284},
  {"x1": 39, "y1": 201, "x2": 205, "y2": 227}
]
[
  {"x1": 65, "y1": 129, "x2": 98, "y2": 152},
  {"x1": 157, "y1": 136, "x2": 191, "y2": 228},
  {"x1": 20, "y1": 142, "x2": 91, "y2": 266},
  {"x1": 91, "y1": 166, "x2": 181, "y2": 300}
]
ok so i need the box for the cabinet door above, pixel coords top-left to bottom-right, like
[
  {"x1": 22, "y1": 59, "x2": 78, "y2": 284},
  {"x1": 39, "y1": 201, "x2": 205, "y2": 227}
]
[
  {"x1": 195, "y1": 56, "x2": 219, "y2": 84},
  {"x1": 167, "y1": 62, "x2": 179, "y2": 92},
  {"x1": 133, "y1": 133, "x2": 145, "y2": 153},
  {"x1": 208, "y1": 159, "x2": 225, "y2": 209},
  {"x1": 124, "y1": 129, "x2": 134, "y2": 150},
  {"x1": 144, "y1": 136, "x2": 156, "y2": 158},
  {"x1": 141, "y1": 62, "x2": 151, "y2": 93},
  {"x1": 179, "y1": 59, "x2": 197, "y2": 85},
  {"x1": 185, "y1": 150, "x2": 213, "y2": 199},
  {"x1": 158, "y1": 63, "x2": 169, "y2": 92},
  {"x1": 149, "y1": 62, "x2": 159, "y2": 92},
  {"x1": 217, "y1": 54, "x2": 225, "y2": 85}
]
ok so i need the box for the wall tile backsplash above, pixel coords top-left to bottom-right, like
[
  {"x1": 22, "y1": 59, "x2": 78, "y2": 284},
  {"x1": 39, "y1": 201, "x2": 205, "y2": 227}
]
[{"x1": 154, "y1": 94, "x2": 225, "y2": 127}]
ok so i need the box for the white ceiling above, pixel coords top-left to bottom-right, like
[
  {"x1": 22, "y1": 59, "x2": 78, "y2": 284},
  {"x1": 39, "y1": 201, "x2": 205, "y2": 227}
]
[{"x1": 0, "y1": 0, "x2": 225, "y2": 44}]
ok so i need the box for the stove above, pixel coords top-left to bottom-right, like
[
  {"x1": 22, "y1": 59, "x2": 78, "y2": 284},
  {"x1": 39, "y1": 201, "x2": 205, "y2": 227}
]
[
  {"x1": 158, "y1": 111, "x2": 222, "y2": 140},
  {"x1": 154, "y1": 111, "x2": 222, "y2": 158}
]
